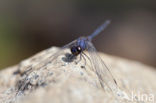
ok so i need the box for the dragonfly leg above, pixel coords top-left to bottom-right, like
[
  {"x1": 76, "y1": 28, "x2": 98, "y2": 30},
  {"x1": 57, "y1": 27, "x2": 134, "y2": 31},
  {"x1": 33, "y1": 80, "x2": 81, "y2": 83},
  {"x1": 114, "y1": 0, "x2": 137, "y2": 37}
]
[
  {"x1": 81, "y1": 54, "x2": 86, "y2": 66},
  {"x1": 75, "y1": 54, "x2": 82, "y2": 64},
  {"x1": 82, "y1": 52, "x2": 92, "y2": 64}
]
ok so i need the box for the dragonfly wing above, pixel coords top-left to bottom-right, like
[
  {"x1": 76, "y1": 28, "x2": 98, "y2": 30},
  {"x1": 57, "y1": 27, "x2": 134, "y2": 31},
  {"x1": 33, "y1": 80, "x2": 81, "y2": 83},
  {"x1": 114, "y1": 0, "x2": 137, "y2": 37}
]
[
  {"x1": 46, "y1": 40, "x2": 78, "y2": 67},
  {"x1": 17, "y1": 40, "x2": 78, "y2": 92},
  {"x1": 40, "y1": 39, "x2": 78, "y2": 67},
  {"x1": 86, "y1": 41, "x2": 118, "y2": 91},
  {"x1": 20, "y1": 39, "x2": 78, "y2": 76}
]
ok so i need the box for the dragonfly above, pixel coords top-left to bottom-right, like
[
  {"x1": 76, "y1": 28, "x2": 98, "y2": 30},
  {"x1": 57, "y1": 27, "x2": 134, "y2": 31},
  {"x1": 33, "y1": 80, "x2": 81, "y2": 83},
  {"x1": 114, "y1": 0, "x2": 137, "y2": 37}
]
[
  {"x1": 17, "y1": 20, "x2": 118, "y2": 95},
  {"x1": 15, "y1": 20, "x2": 131, "y2": 103},
  {"x1": 50, "y1": 20, "x2": 118, "y2": 92}
]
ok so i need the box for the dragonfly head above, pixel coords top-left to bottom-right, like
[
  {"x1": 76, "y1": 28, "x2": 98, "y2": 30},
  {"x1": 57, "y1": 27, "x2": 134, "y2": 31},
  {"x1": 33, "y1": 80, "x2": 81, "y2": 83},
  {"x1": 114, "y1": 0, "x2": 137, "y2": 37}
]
[
  {"x1": 71, "y1": 45, "x2": 82, "y2": 56},
  {"x1": 71, "y1": 37, "x2": 87, "y2": 56}
]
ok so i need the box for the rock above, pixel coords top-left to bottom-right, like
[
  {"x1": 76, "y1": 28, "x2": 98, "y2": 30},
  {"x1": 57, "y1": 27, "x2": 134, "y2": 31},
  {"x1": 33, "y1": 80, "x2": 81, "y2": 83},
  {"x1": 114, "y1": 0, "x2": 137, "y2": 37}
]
[{"x1": 0, "y1": 47, "x2": 155, "y2": 103}]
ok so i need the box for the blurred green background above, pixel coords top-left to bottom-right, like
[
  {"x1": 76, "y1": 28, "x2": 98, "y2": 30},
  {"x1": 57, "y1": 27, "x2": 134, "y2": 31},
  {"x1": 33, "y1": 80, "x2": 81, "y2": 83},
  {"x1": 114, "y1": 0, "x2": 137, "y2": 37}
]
[{"x1": 0, "y1": 0, "x2": 156, "y2": 69}]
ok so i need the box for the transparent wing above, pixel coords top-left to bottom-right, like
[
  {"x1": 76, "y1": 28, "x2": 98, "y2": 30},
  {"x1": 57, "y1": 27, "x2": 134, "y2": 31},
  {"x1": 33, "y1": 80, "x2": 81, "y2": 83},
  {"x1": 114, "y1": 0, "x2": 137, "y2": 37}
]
[
  {"x1": 17, "y1": 40, "x2": 78, "y2": 91},
  {"x1": 39, "y1": 39, "x2": 78, "y2": 67},
  {"x1": 86, "y1": 41, "x2": 118, "y2": 92},
  {"x1": 20, "y1": 39, "x2": 77, "y2": 76}
]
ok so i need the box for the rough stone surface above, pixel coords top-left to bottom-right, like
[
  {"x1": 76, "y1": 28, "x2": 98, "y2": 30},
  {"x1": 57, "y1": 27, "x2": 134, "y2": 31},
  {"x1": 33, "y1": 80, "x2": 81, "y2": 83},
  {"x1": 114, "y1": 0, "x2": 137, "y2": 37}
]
[{"x1": 0, "y1": 47, "x2": 155, "y2": 103}]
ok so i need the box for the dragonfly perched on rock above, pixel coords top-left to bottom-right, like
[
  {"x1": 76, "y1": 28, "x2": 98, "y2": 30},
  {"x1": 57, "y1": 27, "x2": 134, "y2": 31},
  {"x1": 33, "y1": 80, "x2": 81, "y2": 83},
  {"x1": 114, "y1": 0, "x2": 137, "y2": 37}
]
[
  {"x1": 16, "y1": 20, "x2": 119, "y2": 95},
  {"x1": 13, "y1": 20, "x2": 131, "y2": 103},
  {"x1": 50, "y1": 20, "x2": 118, "y2": 92}
]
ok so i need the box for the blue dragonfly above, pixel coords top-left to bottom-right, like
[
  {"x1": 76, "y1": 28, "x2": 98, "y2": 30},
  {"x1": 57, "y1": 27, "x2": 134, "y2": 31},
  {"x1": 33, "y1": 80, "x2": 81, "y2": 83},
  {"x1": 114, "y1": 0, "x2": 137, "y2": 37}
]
[
  {"x1": 15, "y1": 20, "x2": 131, "y2": 103},
  {"x1": 17, "y1": 20, "x2": 118, "y2": 95},
  {"x1": 51, "y1": 20, "x2": 118, "y2": 92}
]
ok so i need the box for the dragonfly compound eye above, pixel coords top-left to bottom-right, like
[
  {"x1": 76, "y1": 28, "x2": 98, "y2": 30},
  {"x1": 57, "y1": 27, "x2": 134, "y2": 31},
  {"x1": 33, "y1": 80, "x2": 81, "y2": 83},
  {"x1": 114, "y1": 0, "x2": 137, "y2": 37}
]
[
  {"x1": 76, "y1": 46, "x2": 82, "y2": 52},
  {"x1": 71, "y1": 46, "x2": 82, "y2": 56}
]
